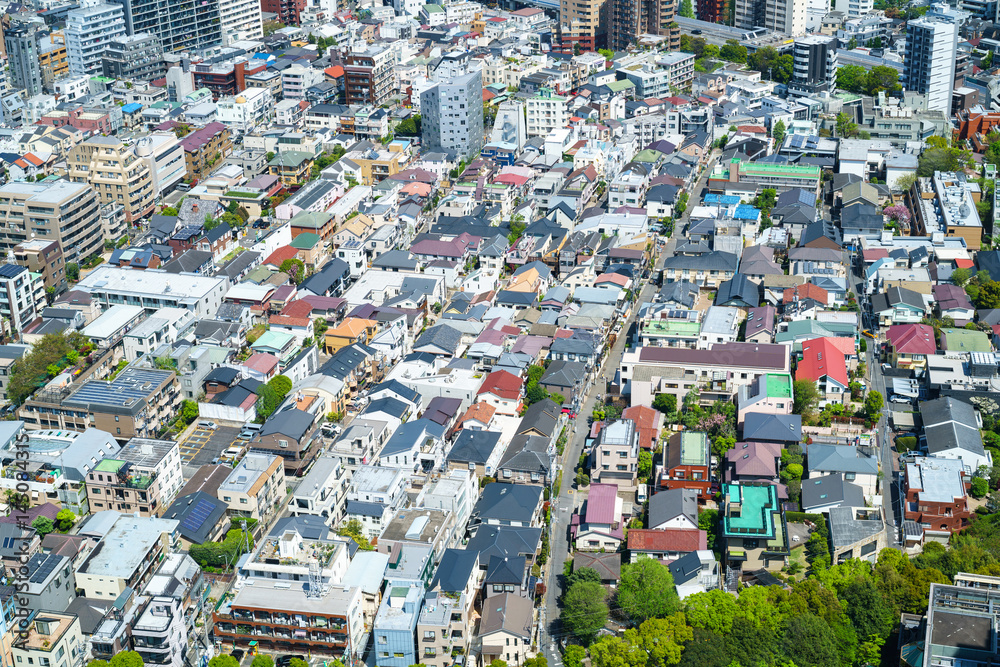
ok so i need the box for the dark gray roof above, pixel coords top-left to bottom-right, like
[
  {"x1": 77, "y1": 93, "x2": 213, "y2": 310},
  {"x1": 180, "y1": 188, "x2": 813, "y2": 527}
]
[
  {"x1": 742, "y1": 412, "x2": 802, "y2": 443},
  {"x1": 716, "y1": 273, "x2": 759, "y2": 308},
  {"x1": 414, "y1": 323, "x2": 463, "y2": 354},
  {"x1": 364, "y1": 396, "x2": 411, "y2": 420},
  {"x1": 162, "y1": 249, "x2": 213, "y2": 274},
  {"x1": 430, "y1": 548, "x2": 479, "y2": 593},
  {"x1": 871, "y1": 286, "x2": 924, "y2": 312},
  {"x1": 920, "y1": 396, "x2": 985, "y2": 457},
  {"x1": 268, "y1": 515, "x2": 334, "y2": 540},
  {"x1": 162, "y1": 492, "x2": 228, "y2": 544},
  {"x1": 448, "y1": 429, "x2": 503, "y2": 465},
  {"x1": 539, "y1": 360, "x2": 587, "y2": 389},
  {"x1": 370, "y1": 379, "x2": 421, "y2": 404},
  {"x1": 806, "y1": 443, "x2": 879, "y2": 475},
  {"x1": 658, "y1": 280, "x2": 699, "y2": 308},
  {"x1": 260, "y1": 407, "x2": 314, "y2": 441},
  {"x1": 472, "y1": 483, "x2": 543, "y2": 525},
  {"x1": 484, "y1": 554, "x2": 525, "y2": 585},
  {"x1": 648, "y1": 488, "x2": 698, "y2": 528},
  {"x1": 668, "y1": 551, "x2": 705, "y2": 586},
  {"x1": 219, "y1": 250, "x2": 260, "y2": 279},
  {"x1": 550, "y1": 337, "x2": 596, "y2": 357},
  {"x1": 346, "y1": 500, "x2": 386, "y2": 518},
  {"x1": 466, "y1": 525, "x2": 542, "y2": 562},
  {"x1": 663, "y1": 251, "x2": 738, "y2": 272},
  {"x1": 828, "y1": 506, "x2": 885, "y2": 549},
  {"x1": 801, "y1": 473, "x2": 865, "y2": 510},
  {"x1": 497, "y1": 434, "x2": 551, "y2": 476},
  {"x1": 517, "y1": 399, "x2": 559, "y2": 438}
]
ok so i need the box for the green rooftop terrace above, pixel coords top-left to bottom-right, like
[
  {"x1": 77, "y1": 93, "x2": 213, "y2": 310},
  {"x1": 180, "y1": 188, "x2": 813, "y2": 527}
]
[
  {"x1": 644, "y1": 320, "x2": 701, "y2": 336},
  {"x1": 734, "y1": 159, "x2": 820, "y2": 177},
  {"x1": 723, "y1": 482, "x2": 780, "y2": 538},
  {"x1": 95, "y1": 459, "x2": 125, "y2": 473},
  {"x1": 766, "y1": 373, "x2": 792, "y2": 399}
]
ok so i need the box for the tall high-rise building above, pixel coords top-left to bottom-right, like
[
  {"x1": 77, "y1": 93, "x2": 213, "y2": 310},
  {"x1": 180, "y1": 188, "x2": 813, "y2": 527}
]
[
  {"x1": 789, "y1": 35, "x2": 838, "y2": 98},
  {"x1": 65, "y1": 0, "x2": 127, "y2": 76},
  {"x1": 833, "y1": 0, "x2": 873, "y2": 19},
  {"x1": 344, "y1": 45, "x2": 396, "y2": 106},
  {"x1": 611, "y1": 0, "x2": 676, "y2": 50},
  {"x1": 101, "y1": 33, "x2": 164, "y2": 81},
  {"x1": 559, "y1": 0, "x2": 609, "y2": 52},
  {"x1": 261, "y1": 0, "x2": 305, "y2": 25},
  {"x1": 905, "y1": 4, "x2": 961, "y2": 114},
  {"x1": 107, "y1": 0, "x2": 222, "y2": 52},
  {"x1": 4, "y1": 22, "x2": 43, "y2": 98},
  {"x1": 218, "y1": 0, "x2": 263, "y2": 45},
  {"x1": 420, "y1": 53, "x2": 485, "y2": 160},
  {"x1": 735, "y1": 0, "x2": 806, "y2": 35}
]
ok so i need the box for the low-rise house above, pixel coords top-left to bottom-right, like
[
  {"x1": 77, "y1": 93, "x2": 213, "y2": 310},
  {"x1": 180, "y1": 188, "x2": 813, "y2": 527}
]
[
  {"x1": 919, "y1": 397, "x2": 992, "y2": 473},
  {"x1": 447, "y1": 429, "x2": 506, "y2": 477},
  {"x1": 741, "y1": 412, "x2": 802, "y2": 445},
  {"x1": 736, "y1": 373, "x2": 793, "y2": 427},
  {"x1": 904, "y1": 457, "x2": 970, "y2": 537},
  {"x1": 806, "y1": 443, "x2": 879, "y2": 499},
  {"x1": 626, "y1": 527, "x2": 707, "y2": 563},
  {"x1": 660, "y1": 432, "x2": 710, "y2": 499},
  {"x1": 495, "y1": 435, "x2": 553, "y2": 486},
  {"x1": 289, "y1": 455, "x2": 348, "y2": 522},
  {"x1": 216, "y1": 452, "x2": 287, "y2": 523},
  {"x1": 870, "y1": 286, "x2": 926, "y2": 326},
  {"x1": 885, "y1": 323, "x2": 936, "y2": 370},
  {"x1": 469, "y1": 483, "x2": 543, "y2": 536},
  {"x1": 796, "y1": 337, "x2": 850, "y2": 404},
  {"x1": 572, "y1": 483, "x2": 624, "y2": 552},
  {"x1": 648, "y1": 488, "x2": 699, "y2": 530},
  {"x1": 721, "y1": 481, "x2": 788, "y2": 580},
  {"x1": 252, "y1": 407, "x2": 319, "y2": 476},
  {"x1": 591, "y1": 419, "x2": 639, "y2": 490},
  {"x1": 478, "y1": 593, "x2": 534, "y2": 667},
  {"x1": 669, "y1": 550, "x2": 720, "y2": 599},
  {"x1": 801, "y1": 473, "x2": 866, "y2": 513},
  {"x1": 476, "y1": 370, "x2": 524, "y2": 416}
]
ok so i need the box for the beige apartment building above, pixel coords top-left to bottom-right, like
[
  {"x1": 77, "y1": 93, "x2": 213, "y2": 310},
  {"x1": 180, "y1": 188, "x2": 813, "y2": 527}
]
[
  {"x1": 0, "y1": 180, "x2": 103, "y2": 264},
  {"x1": 216, "y1": 452, "x2": 286, "y2": 523},
  {"x1": 14, "y1": 238, "x2": 66, "y2": 294},
  {"x1": 67, "y1": 135, "x2": 155, "y2": 224}
]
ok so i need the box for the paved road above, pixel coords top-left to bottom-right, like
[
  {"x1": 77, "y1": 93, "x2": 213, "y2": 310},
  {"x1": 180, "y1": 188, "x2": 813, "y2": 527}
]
[{"x1": 846, "y1": 250, "x2": 901, "y2": 548}]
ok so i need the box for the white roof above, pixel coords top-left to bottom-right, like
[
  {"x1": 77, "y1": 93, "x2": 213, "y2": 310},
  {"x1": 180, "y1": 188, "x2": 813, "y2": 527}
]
[{"x1": 82, "y1": 305, "x2": 145, "y2": 340}]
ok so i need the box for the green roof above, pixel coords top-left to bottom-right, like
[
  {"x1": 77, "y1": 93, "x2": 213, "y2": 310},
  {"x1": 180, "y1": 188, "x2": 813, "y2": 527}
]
[
  {"x1": 679, "y1": 432, "x2": 708, "y2": 466},
  {"x1": 941, "y1": 328, "x2": 993, "y2": 353},
  {"x1": 738, "y1": 160, "x2": 821, "y2": 177},
  {"x1": 290, "y1": 232, "x2": 321, "y2": 249},
  {"x1": 634, "y1": 149, "x2": 664, "y2": 163},
  {"x1": 606, "y1": 80, "x2": 635, "y2": 92},
  {"x1": 644, "y1": 320, "x2": 701, "y2": 336},
  {"x1": 766, "y1": 373, "x2": 792, "y2": 399},
  {"x1": 722, "y1": 482, "x2": 780, "y2": 539},
  {"x1": 424, "y1": 3, "x2": 443, "y2": 11},
  {"x1": 95, "y1": 459, "x2": 125, "y2": 473},
  {"x1": 244, "y1": 266, "x2": 275, "y2": 283},
  {"x1": 253, "y1": 330, "x2": 295, "y2": 351},
  {"x1": 289, "y1": 210, "x2": 333, "y2": 229}
]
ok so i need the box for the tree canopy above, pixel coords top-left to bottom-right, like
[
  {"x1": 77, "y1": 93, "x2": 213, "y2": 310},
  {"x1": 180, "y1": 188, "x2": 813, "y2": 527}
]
[
  {"x1": 617, "y1": 558, "x2": 681, "y2": 622},
  {"x1": 562, "y1": 580, "x2": 609, "y2": 643}
]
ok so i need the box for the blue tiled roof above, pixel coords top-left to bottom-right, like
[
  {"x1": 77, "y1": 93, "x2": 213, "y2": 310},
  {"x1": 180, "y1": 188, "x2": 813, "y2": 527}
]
[
  {"x1": 121, "y1": 103, "x2": 142, "y2": 113},
  {"x1": 734, "y1": 205, "x2": 760, "y2": 220},
  {"x1": 704, "y1": 194, "x2": 741, "y2": 206}
]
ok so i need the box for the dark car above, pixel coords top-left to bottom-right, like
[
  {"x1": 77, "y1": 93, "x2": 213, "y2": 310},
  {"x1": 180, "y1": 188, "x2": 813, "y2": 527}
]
[
  {"x1": 277, "y1": 655, "x2": 306, "y2": 667},
  {"x1": 253, "y1": 220, "x2": 269, "y2": 229},
  {"x1": 691, "y1": 28, "x2": 702, "y2": 34},
  {"x1": 230, "y1": 650, "x2": 245, "y2": 664}
]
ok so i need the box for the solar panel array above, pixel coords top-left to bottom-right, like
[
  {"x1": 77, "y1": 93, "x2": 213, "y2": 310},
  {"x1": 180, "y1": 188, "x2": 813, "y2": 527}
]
[
  {"x1": 29, "y1": 554, "x2": 59, "y2": 584},
  {"x1": 180, "y1": 498, "x2": 217, "y2": 534}
]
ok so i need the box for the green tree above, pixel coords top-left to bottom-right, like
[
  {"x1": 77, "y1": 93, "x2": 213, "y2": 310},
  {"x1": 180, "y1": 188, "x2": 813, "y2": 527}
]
[
  {"x1": 268, "y1": 374, "x2": 292, "y2": 399},
  {"x1": 792, "y1": 379, "x2": 820, "y2": 418},
  {"x1": 599, "y1": 48, "x2": 615, "y2": 60},
  {"x1": 685, "y1": 589, "x2": 738, "y2": 635},
  {"x1": 110, "y1": 653, "x2": 145, "y2": 667},
  {"x1": 562, "y1": 580, "x2": 609, "y2": 643},
  {"x1": 837, "y1": 65, "x2": 867, "y2": 93},
  {"x1": 527, "y1": 364, "x2": 545, "y2": 384},
  {"x1": 634, "y1": 615, "x2": 693, "y2": 666},
  {"x1": 508, "y1": 215, "x2": 526, "y2": 244},
  {"x1": 679, "y1": 0, "x2": 694, "y2": 16},
  {"x1": 563, "y1": 645, "x2": 586, "y2": 667},
  {"x1": 698, "y1": 509, "x2": 718, "y2": 550},
  {"x1": 652, "y1": 393, "x2": 677, "y2": 417},
  {"x1": 288, "y1": 659, "x2": 309, "y2": 667},
  {"x1": 917, "y1": 147, "x2": 964, "y2": 176},
  {"x1": 279, "y1": 258, "x2": 306, "y2": 284},
  {"x1": 208, "y1": 657, "x2": 239, "y2": 667},
  {"x1": 66, "y1": 263, "x2": 80, "y2": 282},
  {"x1": 617, "y1": 558, "x2": 680, "y2": 622},
  {"x1": 395, "y1": 114, "x2": 422, "y2": 136},
  {"x1": 55, "y1": 509, "x2": 75, "y2": 532},
  {"x1": 866, "y1": 65, "x2": 901, "y2": 95},
  {"x1": 180, "y1": 400, "x2": 199, "y2": 425},
  {"x1": 252, "y1": 657, "x2": 274, "y2": 667},
  {"x1": 638, "y1": 450, "x2": 653, "y2": 480},
  {"x1": 972, "y1": 477, "x2": 990, "y2": 498},
  {"x1": 780, "y1": 614, "x2": 844, "y2": 667},
  {"x1": 89, "y1": 661, "x2": 111, "y2": 667},
  {"x1": 337, "y1": 518, "x2": 375, "y2": 550},
  {"x1": 160, "y1": 206, "x2": 179, "y2": 216},
  {"x1": 771, "y1": 119, "x2": 786, "y2": 146},
  {"x1": 566, "y1": 566, "x2": 603, "y2": 591},
  {"x1": 255, "y1": 383, "x2": 281, "y2": 421},
  {"x1": 952, "y1": 267, "x2": 973, "y2": 286},
  {"x1": 525, "y1": 383, "x2": 548, "y2": 405},
  {"x1": 835, "y1": 112, "x2": 858, "y2": 138},
  {"x1": 977, "y1": 280, "x2": 1000, "y2": 308},
  {"x1": 864, "y1": 391, "x2": 884, "y2": 422},
  {"x1": 719, "y1": 39, "x2": 747, "y2": 63},
  {"x1": 983, "y1": 50, "x2": 994, "y2": 68},
  {"x1": 702, "y1": 44, "x2": 719, "y2": 60}
]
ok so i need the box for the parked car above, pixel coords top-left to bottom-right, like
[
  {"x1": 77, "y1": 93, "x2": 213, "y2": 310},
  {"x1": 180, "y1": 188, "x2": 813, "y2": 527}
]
[
  {"x1": 198, "y1": 420, "x2": 218, "y2": 430},
  {"x1": 277, "y1": 656, "x2": 306, "y2": 667}
]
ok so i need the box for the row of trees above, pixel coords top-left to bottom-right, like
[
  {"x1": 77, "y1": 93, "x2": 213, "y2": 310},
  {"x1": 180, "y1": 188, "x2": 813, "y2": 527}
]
[
  {"x1": 8, "y1": 332, "x2": 92, "y2": 405},
  {"x1": 256, "y1": 374, "x2": 293, "y2": 421},
  {"x1": 835, "y1": 65, "x2": 901, "y2": 97}
]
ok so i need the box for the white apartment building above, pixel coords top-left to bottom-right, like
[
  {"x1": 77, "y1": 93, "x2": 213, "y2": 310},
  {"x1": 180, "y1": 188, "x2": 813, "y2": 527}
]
[
  {"x1": 76, "y1": 266, "x2": 230, "y2": 318},
  {"x1": 905, "y1": 4, "x2": 961, "y2": 114},
  {"x1": 131, "y1": 596, "x2": 187, "y2": 667},
  {"x1": 526, "y1": 88, "x2": 569, "y2": 138},
  {"x1": 834, "y1": 0, "x2": 874, "y2": 18},
  {"x1": 216, "y1": 87, "x2": 274, "y2": 134},
  {"x1": 65, "y1": 0, "x2": 127, "y2": 76},
  {"x1": 0, "y1": 263, "x2": 45, "y2": 335},
  {"x1": 281, "y1": 64, "x2": 323, "y2": 100},
  {"x1": 218, "y1": 0, "x2": 262, "y2": 45},
  {"x1": 421, "y1": 69, "x2": 485, "y2": 159},
  {"x1": 736, "y1": 0, "x2": 806, "y2": 35},
  {"x1": 136, "y1": 132, "x2": 186, "y2": 197}
]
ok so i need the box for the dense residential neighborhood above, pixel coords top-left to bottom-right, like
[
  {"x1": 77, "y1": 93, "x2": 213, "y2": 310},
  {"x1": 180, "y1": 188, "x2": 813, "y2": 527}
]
[{"x1": 0, "y1": 0, "x2": 999, "y2": 666}]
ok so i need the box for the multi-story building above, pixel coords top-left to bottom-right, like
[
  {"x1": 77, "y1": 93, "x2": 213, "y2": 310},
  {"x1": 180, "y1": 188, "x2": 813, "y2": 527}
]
[
  {"x1": 75, "y1": 513, "x2": 179, "y2": 598},
  {"x1": 611, "y1": 0, "x2": 676, "y2": 51},
  {"x1": 108, "y1": 0, "x2": 223, "y2": 52},
  {"x1": 904, "y1": 457, "x2": 971, "y2": 538},
  {"x1": 5, "y1": 22, "x2": 44, "y2": 98},
  {"x1": 373, "y1": 583, "x2": 424, "y2": 667},
  {"x1": 345, "y1": 46, "x2": 396, "y2": 107},
  {"x1": 21, "y1": 553, "x2": 76, "y2": 614},
  {"x1": 39, "y1": 32, "x2": 69, "y2": 90},
  {"x1": 660, "y1": 431, "x2": 711, "y2": 499},
  {"x1": 261, "y1": 0, "x2": 305, "y2": 24},
  {"x1": 735, "y1": 0, "x2": 805, "y2": 35},
  {"x1": 86, "y1": 437, "x2": 183, "y2": 515},
  {"x1": 526, "y1": 88, "x2": 569, "y2": 137},
  {"x1": 10, "y1": 612, "x2": 84, "y2": 667},
  {"x1": 135, "y1": 132, "x2": 186, "y2": 198},
  {"x1": 560, "y1": 0, "x2": 609, "y2": 52},
  {"x1": 721, "y1": 481, "x2": 788, "y2": 587},
  {"x1": 101, "y1": 33, "x2": 164, "y2": 81},
  {"x1": 65, "y1": 1, "x2": 127, "y2": 76},
  {"x1": 19, "y1": 367, "x2": 180, "y2": 439},
  {"x1": 591, "y1": 419, "x2": 639, "y2": 489},
  {"x1": 421, "y1": 70, "x2": 484, "y2": 160},
  {"x1": 0, "y1": 264, "x2": 45, "y2": 336},
  {"x1": 0, "y1": 183, "x2": 101, "y2": 265},
  {"x1": 13, "y1": 239, "x2": 66, "y2": 295},
  {"x1": 67, "y1": 136, "x2": 155, "y2": 225},
  {"x1": 131, "y1": 596, "x2": 187, "y2": 667},
  {"x1": 217, "y1": 452, "x2": 286, "y2": 523},
  {"x1": 789, "y1": 35, "x2": 838, "y2": 98},
  {"x1": 834, "y1": 0, "x2": 873, "y2": 19},
  {"x1": 416, "y1": 591, "x2": 471, "y2": 667},
  {"x1": 179, "y1": 122, "x2": 232, "y2": 181},
  {"x1": 905, "y1": 4, "x2": 961, "y2": 114},
  {"x1": 76, "y1": 266, "x2": 230, "y2": 317},
  {"x1": 216, "y1": 87, "x2": 273, "y2": 134},
  {"x1": 709, "y1": 158, "x2": 821, "y2": 195},
  {"x1": 218, "y1": 0, "x2": 263, "y2": 45},
  {"x1": 281, "y1": 64, "x2": 324, "y2": 100}
]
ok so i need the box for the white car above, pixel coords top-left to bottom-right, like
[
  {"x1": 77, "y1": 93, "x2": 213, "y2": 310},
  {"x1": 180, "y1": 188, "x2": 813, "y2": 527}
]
[{"x1": 198, "y1": 421, "x2": 218, "y2": 430}]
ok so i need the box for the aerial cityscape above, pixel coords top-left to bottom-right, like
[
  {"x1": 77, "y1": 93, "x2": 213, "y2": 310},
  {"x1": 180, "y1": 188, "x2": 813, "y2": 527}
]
[{"x1": 0, "y1": 0, "x2": 992, "y2": 665}]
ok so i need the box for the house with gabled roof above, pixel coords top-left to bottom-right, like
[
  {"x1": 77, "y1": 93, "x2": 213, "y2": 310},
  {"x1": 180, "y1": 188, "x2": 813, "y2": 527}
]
[
  {"x1": 797, "y1": 337, "x2": 850, "y2": 404},
  {"x1": 660, "y1": 433, "x2": 711, "y2": 499},
  {"x1": 469, "y1": 483, "x2": 543, "y2": 536},
  {"x1": 477, "y1": 370, "x2": 523, "y2": 416},
  {"x1": 919, "y1": 397, "x2": 992, "y2": 474},
  {"x1": 572, "y1": 483, "x2": 624, "y2": 552},
  {"x1": 626, "y1": 528, "x2": 707, "y2": 563},
  {"x1": 885, "y1": 323, "x2": 936, "y2": 370}
]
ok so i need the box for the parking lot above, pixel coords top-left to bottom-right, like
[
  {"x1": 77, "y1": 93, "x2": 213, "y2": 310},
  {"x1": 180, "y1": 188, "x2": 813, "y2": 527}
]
[{"x1": 179, "y1": 425, "x2": 243, "y2": 467}]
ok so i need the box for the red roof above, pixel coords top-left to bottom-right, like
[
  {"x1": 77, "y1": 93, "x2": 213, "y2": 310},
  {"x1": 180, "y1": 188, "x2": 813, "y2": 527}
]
[
  {"x1": 737, "y1": 125, "x2": 767, "y2": 134},
  {"x1": 783, "y1": 283, "x2": 829, "y2": 305},
  {"x1": 269, "y1": 315, "x2": 311, "y2": 328},
  {"x1": 623, "y1": 405, "x2": 660, "y2": 449},
  {"x1": 886, "y1": 323, "x2": 936, "y2": 356},
  {"x1": 477, "y1": 370, "x2": 522, "y2": 400},
  {"x1": 264, "y1": 246, "x2": 299, "y2": 268},
  {"x1": 244, "y1": 352, "x2": 279, "y2": 374},
  {"x1": 627, "y1": 528, "x2": 707, "y2": 552},
  {"x1": 483, "y1": 89, "x2": 496, "y2": 102},
  {"x1": 281, "y1": 300, "x2": 314, "y2": 318},
  {"x1": 494, "y1": 173, "x2": 529, "y2": 187},
  {"x1": 862, "y1": 248, "x2": 889, "y2": 261},
  {"x1": 584, "y1": 483, "x2": 619, "y2": 524},
  {"x1": 956, "y1": 258, "x2": 976, "y2": 269},
  {"x1": 325, "y1": 65, "x2": 345, "y2": 78},
  {"x1": 797, "y1": 337, "x2": 848, "y2": 387}
]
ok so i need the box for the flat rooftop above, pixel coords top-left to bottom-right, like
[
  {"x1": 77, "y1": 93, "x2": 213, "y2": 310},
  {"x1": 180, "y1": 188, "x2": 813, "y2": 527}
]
[
  {"x1": 766, "y1": 373, "x2": 792, "y2": 398},
  {"x1": 723, "y1": 482, "x2": 779, "y2": 538},
  {"x1": 80, "y1": 515, "x2": 178, "y2": 577}
]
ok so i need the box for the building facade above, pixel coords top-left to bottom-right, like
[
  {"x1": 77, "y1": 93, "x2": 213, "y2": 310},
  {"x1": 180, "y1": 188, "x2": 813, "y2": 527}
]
[
  {"x1": 108, "y1": 0, "x2": 223, "y2": 52},
  {"x1": 101, "y1": 33, "x2": 165, "y2": 81},
  {"x1": 5, "y1": 22, "x2": 44, "y2": 98},
  {"x1": 789, "y1": 35, "x2": 838, "y2": 97},
  {"x1": 65, "y1": 1, "x2": 127, "y2": 76},
  {"x1": 904, "y1": 5, "x2": 960, "y2": 114},
  {"x1": 0, "y1": 180, "x2": 103, "y2": 264},
  {"x1": 67, "y1": 136, "x2": 155, "y2": 225},
  {"x1": 421, "y1": 70, "x2": 485, "y2": 160}
]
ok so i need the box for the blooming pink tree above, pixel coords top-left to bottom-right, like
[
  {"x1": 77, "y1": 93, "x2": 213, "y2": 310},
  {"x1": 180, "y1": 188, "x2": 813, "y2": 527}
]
[{"x1": 883, "y1": 204, "x2": 911, "y2": 225}]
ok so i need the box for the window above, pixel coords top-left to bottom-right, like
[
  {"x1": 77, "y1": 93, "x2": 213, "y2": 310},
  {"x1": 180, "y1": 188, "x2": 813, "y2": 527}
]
[
  {"x1": 223, "y1": 496, "x2": 231, "y2": 502},
  {"x1": 240, "y1": 498, "x2": 248, "y2": 504},
  {"x1": 378, "y1": 637, "x2": 387, "y2": 645}
]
